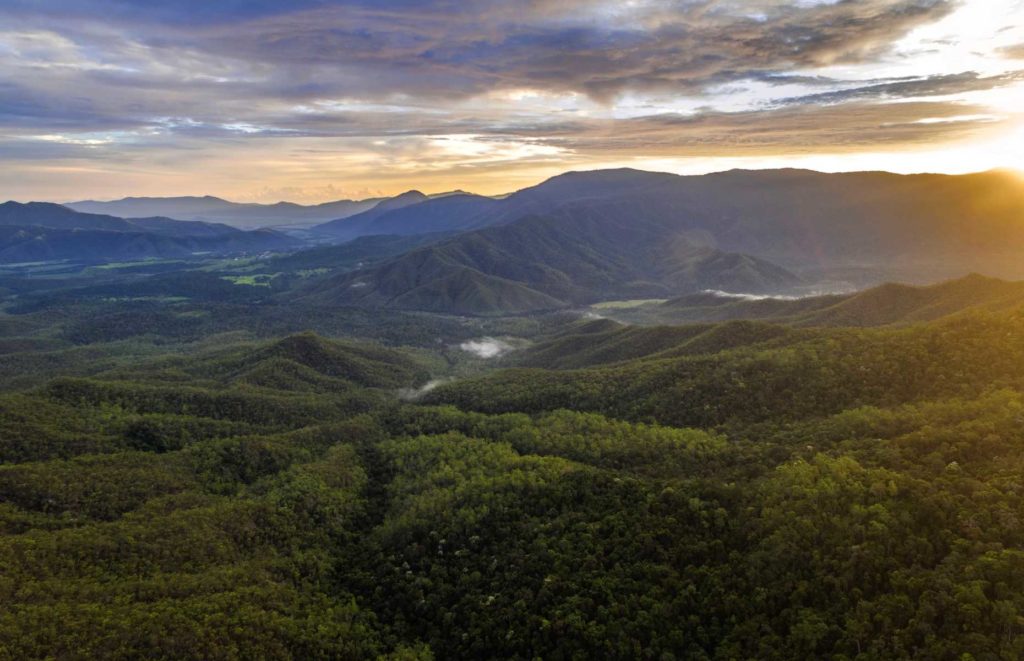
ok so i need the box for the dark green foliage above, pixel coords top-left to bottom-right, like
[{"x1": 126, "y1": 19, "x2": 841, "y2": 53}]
[
  {"x1": 305, "y1": 209, "x2": 799, "y2": 315},
  {"x1": 264, "y1": 233, "x2": 448, "y2": 273},
  {"x1": 430, "y1": 309, "x2": 1024, "y2": 427},
  {"x1": 6, "y1": 292, "x2": 1024, "y2": 658},
  {"x1": 517, "y1": 318, "x2": 800, "y2": 369},
  {"x1": 0, "y1": 214, "x2": 299, "y2": 264},
  {"x1": 618, "y1": 273, "x2": 1024, "y2": 327}
]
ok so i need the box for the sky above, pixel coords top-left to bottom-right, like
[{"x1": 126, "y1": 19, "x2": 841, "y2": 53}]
[{"x1": 1, "y1": 0, "x2": 1023, "y2": 203}]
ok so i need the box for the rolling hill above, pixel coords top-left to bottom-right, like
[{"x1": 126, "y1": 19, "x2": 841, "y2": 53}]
[
  {"x1": 104, "y1": 332, "x2": 430, "y2": 392},
  {"x1": 302, "y1": 206, "x2": 800, "y2": 315},
  {"x1": 262, "y1": 233, "x2": 450, "y2": 273},
  {"x1": 0, "y1": 222, "x2": 301, "y2": 264},
  {"x1": 425, "y1": 306, "x2": 1024, "y2": 429},
  {"x1": 612, "y1": 273, "x2": 1024, "y2": 327},
  {"x1": 514, "y1": 318, "x2": 802, "y2": 370}
]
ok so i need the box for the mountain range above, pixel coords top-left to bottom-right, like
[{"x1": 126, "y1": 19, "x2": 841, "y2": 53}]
[
  {"x1": 66, "y1": 195, "x2": 386, "y2": 229},
  {"x1": 0, "y1": 202, "x2": 300, "y2": 263},
  {"x1": 13, "y1": 167, "x2": 1024, "y2": 314},
  {"x1": 302, "y1": 205, "x2": 800, "y2": 315},
  {"x1": 310, "y1": 191, "x2": 500, "y2": 241},
  {"x1": 297, "y1": 167, "x2": 1024, "y2": 284}
]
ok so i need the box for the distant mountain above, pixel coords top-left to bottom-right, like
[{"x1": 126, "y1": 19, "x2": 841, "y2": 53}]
[
  {"x1": 67, "y1": 195, "x2": 385, "y2": 229},
  {"x1": 264, "y1": 233, "x2": 450, "y2": 273},
  {"x1": 311, "y1": 190, "x2": 433, "y2": 239},
  {"x1": 312, "y1": 193, "x2": 501, "y2": 242},
  {"x1": 613, "y1": 273, "x2": 1024, "y2": 327},
  {"x1": 305, "y1": 173, "x2": 692, "y2": 243},
  {"x1": 0, "y1": 200, "x2": 302, "y2": 264},
  {"x1": 0, "y1": 223, "x2": 301, "y2": 266},
  {"x1": 496, "y1": 168, "x2": 1024, "y2": 282},
  {"x1": 43, "y1": 167, "x2": 1024, "y2": 299},
  {"x1": 306, "y1": 168, "x2": 1024, "y2": 286},
  {"x1": 302, "y1": 206, "x2": 799, "y2": 315},
  {"x1": 0, "y1": 201, "x2": 240, "y2": 238}
]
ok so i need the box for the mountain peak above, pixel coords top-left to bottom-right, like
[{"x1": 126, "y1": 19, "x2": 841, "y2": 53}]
[{"x1": 393, "y1": 190, "x2": 428, "y2": 200}]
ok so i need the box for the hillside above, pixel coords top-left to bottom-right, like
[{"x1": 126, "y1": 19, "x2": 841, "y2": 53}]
[
  {"x1": 0, "y1": 201, "x2": 240, "y2": 237},
  {"x1": 263, "y1": 233, "x2": 448, "y2": 273},
  {"x1": 311, "y1": 191, "x2": 430, "y2": 239},
  {"x1": 505, "y1": 168, "x2": 1024, "y2": 280},
  {"x1": 426, "y1": 307, "x2": 1024, "y2": 427},
  {"x1": 7, "y1": 258, "x2": 1024, "y2": 658},
  {"x1": 0, "y1": 225, "x2": 300, "y2": 264},
  {"x1": 104, "y1": 332, "x2": 430, "y2": 392},
  {"x1": 300, "y1": 168, "x2": 1024, "y2": 283},
  {"x1": 303, "y1": 208, "x2": 799, "y2": 315},
  {"x1": 616, "y1": 273, "x2": 1024, "y2": 327}
]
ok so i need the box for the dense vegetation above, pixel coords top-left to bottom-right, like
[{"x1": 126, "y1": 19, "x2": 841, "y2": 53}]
[
  {"x1": 5, "y1": 264, "x2": 1024, "y2": 658},
  {"x1": 306, "y1": 208, "x2": 798, "y2": 315},
  {"x1": 8, "y1": 176, "x2": 1024, "y2": 657},
  {"x1": 608, "y1": 273, "x2": 1024, "y2": 327}
]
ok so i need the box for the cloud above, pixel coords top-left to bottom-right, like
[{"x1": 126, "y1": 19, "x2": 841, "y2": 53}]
[
  {"x1": 701, "y1": 290, "x2": 805, "y2": 302},
  {"x1": 0, "y1": 1, "x2": 1021, "y2": 201},
  {"x1": 243, "y1": 183, "x2": 384, "y2": 203},
  {"x1": 397, "y1": 377, "x2": 450, "y2": 401},
  {"x1": 999, "y1": 43, "x2": 1024, "y2": 60},
  {"x1": 772, "y1": 71, "x2": 1024, "y2": 107},
  {"x1": 170, "y1": 0, "x2": 957, "y2": 102},
  {"x1": 529, "y1": 100, "x2": 1010, "y2": 156},
  {"x1": 460, "y1": 337, "x2": 515, "y2": 359}
]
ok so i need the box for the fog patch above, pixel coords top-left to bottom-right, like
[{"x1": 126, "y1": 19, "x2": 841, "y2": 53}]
[
  {"x1": 460, "y1": 337, "x2": 515, "y2": 359},
  {"x1": 397, "y1": 378, "x2": 450, "y2": 401},
  {"x1": 701, "y1": 289, "x2": 805, "y2": 302}
]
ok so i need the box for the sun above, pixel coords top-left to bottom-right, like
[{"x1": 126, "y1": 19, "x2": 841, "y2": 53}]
[{"x1": 979, "y1": 125, "x2": 1024, "y2": 175}]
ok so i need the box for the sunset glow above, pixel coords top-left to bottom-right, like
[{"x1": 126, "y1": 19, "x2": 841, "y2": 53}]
[{"x1": 1, "y1": 0, "x2": 1023, "y2": 201}]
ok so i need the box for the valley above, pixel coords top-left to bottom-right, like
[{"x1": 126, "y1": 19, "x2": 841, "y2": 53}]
[{"x1": 5, "y1": 168, "x2": 1024, "y2": 658}]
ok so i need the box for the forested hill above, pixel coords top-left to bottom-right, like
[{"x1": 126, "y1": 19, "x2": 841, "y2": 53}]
[
  {"x1": 4, "y1": 300, "x2": 1024, "y2": 658},
  {"x1": 426, "y1": 308, "x2": 1024, "y2": 427},
  {"x1": 610, "y1": 273, "x2": 1024, "y2": 326},
  {"x1": 303, "y1": 208, "x2": 800, "y2": 315},
  {"x1": 7, "y1": 168, "x2": 1024, "y2": 658}
]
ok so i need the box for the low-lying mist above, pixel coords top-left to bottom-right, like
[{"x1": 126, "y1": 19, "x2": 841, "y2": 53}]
[{"x1": 459, "y1": 337, "x2": 515, "y2": 359}]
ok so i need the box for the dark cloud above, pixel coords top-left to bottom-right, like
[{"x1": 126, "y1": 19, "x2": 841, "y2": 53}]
[
  {"x1": 1, "y1": 1, "x2": 959, "y2": 106},
  {"x1": 773, "y1": 71, "x2": 1024, "y2": 106},
  {"x1": 174, "y1": 0, "x2": 956, "y2": 102},
  {"x1": 0, "y1": 0, "x2": 981, "y2": 142}
]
